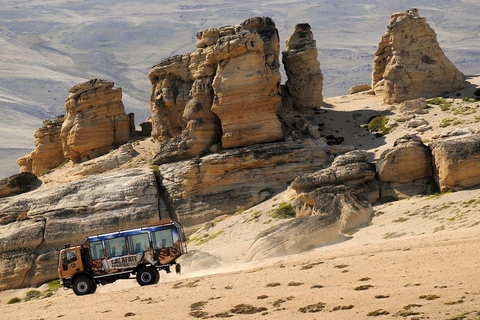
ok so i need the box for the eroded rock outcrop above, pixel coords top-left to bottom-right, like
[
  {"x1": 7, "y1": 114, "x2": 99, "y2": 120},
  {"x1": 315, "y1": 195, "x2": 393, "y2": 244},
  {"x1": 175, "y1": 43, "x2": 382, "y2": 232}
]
[
  {"x1": 61, "y1": 79, "x2": 132, "y2": 163},
  {"x1": 68, "y1": 143, "x2": 137, "y2": 177},
  {"x1": 0, "y1": 169, "x2": 160, "y2": 290},
  {"x1": 430, "y1": 133, "x2": 480, "y2": 192},
  {"x1": 245, "y1": 186, "x2": 372, "y2": 261},
  {"x1": 0, "y1": 172, "x2": 39, "y2": 199},
  {"x1": 149, "y1": 17, "x2": 284, "y2": 164},
  {"x1": 291, "y1": 151, "x2": 379, "y2": 203},
  {"x1": 372, "y1": 9, "x2": 464, "y2": 103},
  {"x1": 158, "y1": 139, "x2": 329, "y2": 230},
  {"x1": 17, "y1": 116, "x2": 66, "y2": 175},
  {"x1": 282, "y1": 23, "x2": 323, "y2": 109},
  {"x1": 377, "y1": 134, "x2": 437, "y2": 199}
]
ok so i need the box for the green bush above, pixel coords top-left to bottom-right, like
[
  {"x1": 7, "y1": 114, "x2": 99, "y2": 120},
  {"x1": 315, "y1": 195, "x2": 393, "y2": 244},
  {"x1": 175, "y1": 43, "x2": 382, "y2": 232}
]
[
  {"x1": 426, "y1": 97, "x2": 448, "y2": 105},
  {"x1": 271, "y1": 202, "x2": 296, "y2": 219},
  {"x1": 24, "y1": 290, "x2": 42, "y2": 301},
  {"x1": 7, "y1": 297, "x2": 21, "y2": 304},
  {"x1": 365, "y1": 115, "x2": 393, "y2": 135}
]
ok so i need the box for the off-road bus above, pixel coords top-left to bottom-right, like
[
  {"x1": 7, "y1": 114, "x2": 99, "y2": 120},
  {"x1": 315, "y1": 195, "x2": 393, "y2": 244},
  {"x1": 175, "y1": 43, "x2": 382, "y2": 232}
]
[{"x1": 58, "y1": 219, "x2": 187, "y2": 295}]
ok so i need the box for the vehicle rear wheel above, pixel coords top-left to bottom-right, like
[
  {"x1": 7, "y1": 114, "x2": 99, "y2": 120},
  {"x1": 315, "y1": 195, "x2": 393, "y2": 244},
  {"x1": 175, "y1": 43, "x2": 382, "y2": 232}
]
[
  {"x1": 136, "y1": 267, "x2": 157, "y2": 286},
  {"x1": 175, "y1": 263, "x2": 181, "y2": 274},
  {"x1": 153, "y1": 269, "x2": 160, "y2": 284},
  {"x1": 73, "y1": 276, "x2": 95, "y2": 296}
]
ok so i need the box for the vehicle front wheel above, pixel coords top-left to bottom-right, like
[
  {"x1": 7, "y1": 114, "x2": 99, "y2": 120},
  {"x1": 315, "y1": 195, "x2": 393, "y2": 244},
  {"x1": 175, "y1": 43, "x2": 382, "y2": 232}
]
[
  {"x1": 136, "y1": 267, "x2": 157, "y2": 286},
  {"x1": 72, "y1": 276, "x2": 95, "y2": 296},
  {"x1": 175, "y1": 263, "x2": 181, "y2": 274}
]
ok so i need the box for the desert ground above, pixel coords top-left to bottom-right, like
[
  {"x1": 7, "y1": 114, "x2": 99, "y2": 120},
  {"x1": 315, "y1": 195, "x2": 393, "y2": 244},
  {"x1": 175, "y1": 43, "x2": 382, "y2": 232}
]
[{"x1": 1, "y1": 76, "x2": 480, "y2": 320}]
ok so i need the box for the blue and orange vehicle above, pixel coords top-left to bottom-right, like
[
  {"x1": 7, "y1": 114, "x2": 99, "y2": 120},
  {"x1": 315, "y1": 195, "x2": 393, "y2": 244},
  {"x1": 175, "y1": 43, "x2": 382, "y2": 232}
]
[{"x1": 58, "y1": 219, "x2": 187, "y2": 295}]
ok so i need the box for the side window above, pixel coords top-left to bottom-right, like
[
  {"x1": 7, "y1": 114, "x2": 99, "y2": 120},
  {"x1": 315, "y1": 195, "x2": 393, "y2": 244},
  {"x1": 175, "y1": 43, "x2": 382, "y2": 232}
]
[
  {"x1": 128, "y1": 233, "x2": 150, "y2": 254},
  {"x1": 89, "y1": 240, "x2": 104, "y2": 260},
  {"x1": 152, "y1": 229, "x2": 174, "y2": 249},
  {"x1": 62, "y1": 250, "x2": 77, "y2": 271},
  {"x1": 105, "y1": 237, "x2": 127, "y2": 258}
]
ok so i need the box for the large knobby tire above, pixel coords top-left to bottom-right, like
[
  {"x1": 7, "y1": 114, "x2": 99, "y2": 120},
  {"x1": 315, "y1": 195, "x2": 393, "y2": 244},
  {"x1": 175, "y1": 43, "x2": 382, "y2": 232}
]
[
  {"x1": 136, "y1": 267, "x2": 157, "y2": 286},
  {"x1": 73, "y1": 276, "x2": 95, "y2": 296},
  {"x1": 175, "y1": 263, "x2": 181, "y2": 274}
]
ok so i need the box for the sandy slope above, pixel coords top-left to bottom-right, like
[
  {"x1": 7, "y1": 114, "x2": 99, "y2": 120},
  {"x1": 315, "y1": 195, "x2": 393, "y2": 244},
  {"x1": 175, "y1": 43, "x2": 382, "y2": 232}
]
[{"x1": 1, "y1": 76, "x2": 480, "y2": 319}]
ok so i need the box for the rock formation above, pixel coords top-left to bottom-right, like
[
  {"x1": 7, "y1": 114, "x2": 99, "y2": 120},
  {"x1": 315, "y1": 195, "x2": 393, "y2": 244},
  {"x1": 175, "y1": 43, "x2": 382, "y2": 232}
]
[
  {"x1": 149, "y1": 17, "x2": 284, "y2": 164},
  {"x1": 0, "y1": 169, "x2": 160, "y2": 291},
  {"x1": 377, "y1": 134, "x2": 437, "y2": 199},
  {"x1": 0, "y1": 172, "x2": 39, "y2": 199},
  {"x1": 158, "y1": 139, "x2": 329, "y2": 230},
  {"x1": 372, "y1": 9, "x2": 464, "y2": 103},
  {"x1": 291, "y1": 151, "x2": 379, "y2": 203},
  {"x1": 245, "y1": 186, "x2": 372, "y2": 261},
  {"x1": 61, "y1": 79, "x2": 132, "y2": 163},
  {"x1": 282, "y1": 23, "x2": 323, "y2": 109},
  {"x1": 17, "y1": 115, "x2": 66, "y2": 175},
  {"x1": 430, "y1": 133, "x2": 480, "y2": 192},
  {"x1": 68, "y1": 143, "x2": 137, "y2": 177}
]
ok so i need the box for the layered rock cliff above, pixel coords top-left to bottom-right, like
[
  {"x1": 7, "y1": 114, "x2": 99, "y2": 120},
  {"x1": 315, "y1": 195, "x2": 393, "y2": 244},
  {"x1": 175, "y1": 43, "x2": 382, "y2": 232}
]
[
  {"x1": 0, "y1": 169, "x2": 159, "y2": 291},
  {"x1": 148, "y1": 17, "x2": 284, "y2": 164},
  {"x1": 372, "y1": 9, "x2": 464, "y2": 103}
]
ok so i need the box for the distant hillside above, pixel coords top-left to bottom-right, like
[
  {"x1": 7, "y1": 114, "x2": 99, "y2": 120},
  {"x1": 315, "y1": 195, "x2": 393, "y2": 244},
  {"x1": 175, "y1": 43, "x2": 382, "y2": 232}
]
[{"x1": 1, "y1": 0, "x2": 479, "y2": 178}]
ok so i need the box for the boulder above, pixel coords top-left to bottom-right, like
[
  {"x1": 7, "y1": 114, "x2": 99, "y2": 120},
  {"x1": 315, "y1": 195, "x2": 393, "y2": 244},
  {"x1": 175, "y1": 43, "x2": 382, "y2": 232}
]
[
  {"x1": 349, "y1": 84, "x2": 372, "y2": 95},
  {"x1": 61, "y1": 79, "x2": 132, "y2": 163},
  {"x1": 282, "y1": 23, "x2": 323, "y2": 109},
  {"x1": 245, "y1": 186, "x2": 372, "y2": 261},
  {"x1": 372, "y1": 9, "x2": 464, "y2": 104},
  {"x1": 377, "y1": 134, "x2": 432, "y2": 183},
  {"x1": 17, "y1": 115, "x2": 66, "y2": 175},
  {"x1": 430, "y1": 133, "x2": 480, "y2": 192},
  {"x1": 398, "y1": 97, "x2": 428, "y2": 114},
  {"x1": 377, "y1": 134, "x2": 436, "y2": 200},
  {"x1": 158, "y1": 139, "x2": 329, "y2": 230},
  {"x1": 291, "y1": 151, "x2": 377, "y2": 203},
  {"x1": 0, "y1": 169, "x2": 160, "y2": 290},
  {"x1": 0, "y1": 172, "x2": 39, "y2": 198}
]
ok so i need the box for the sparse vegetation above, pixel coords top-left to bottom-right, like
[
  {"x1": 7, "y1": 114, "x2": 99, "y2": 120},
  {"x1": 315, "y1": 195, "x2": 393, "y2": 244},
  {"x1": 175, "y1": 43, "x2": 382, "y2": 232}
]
[
  {"x1": 332, "y1": 305, "x2": 354, "y2": 311},
  {"x1": 392, "y1": 217, "x2": 409, "y2": 223},
  {"x1": 384, "y1": 232, "x2": 407, "y2": 239},
  {"x1": 299, "y1": 302, "x2": 326, "y2": 313},
  {"x1": 287, "y1": 281, "x2": 303, "y2": 286},
  {"x1": 149, "y1": 165, "x2": 159, "y2": 173},
  {"x1": 271, "y1": 202, "x2": 296, "y2": 219},
  {"x1": 367, "y1": 309, "x2": 389, "y2": 316},
  {"x1": 440, "y1": 118, "x2": 454, "y2": 127},
  {"x1": 365, "y1": 115, "x2": 394, "y2": 135},
  {"x1": 7, "y1": 297, "x2": 21, "y2": 304},
  {"x1": 24, "y1": 290, "x2": 42, "y2": 301},
  {"x1": 266, "y1": 282, "x2": 281, "y2": 287},
  {"x1": 354, "y1": 285, "x2": 373, "y2": 291},
  {"x1": 419, "y1": 294, "x2": 440, "y2": 300},
  {"x1": 38, "y1": 169, "x2": 51, "y2": 176},
  {"x1": 230, "y1": 304, "x2": 267, "y2": 314}
]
